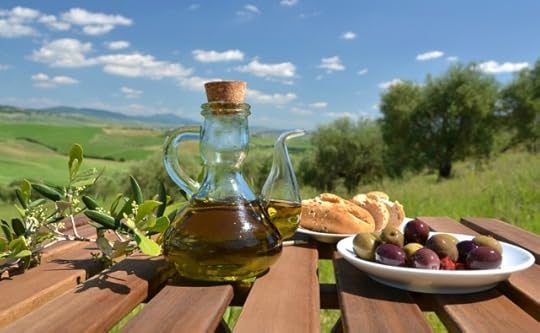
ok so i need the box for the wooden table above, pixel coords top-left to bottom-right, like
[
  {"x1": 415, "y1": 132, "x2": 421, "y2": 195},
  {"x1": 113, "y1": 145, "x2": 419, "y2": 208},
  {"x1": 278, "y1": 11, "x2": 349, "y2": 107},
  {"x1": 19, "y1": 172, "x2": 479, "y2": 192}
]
[{"x1": 0, "y1": 217, "x2": 538, "y2": 332}]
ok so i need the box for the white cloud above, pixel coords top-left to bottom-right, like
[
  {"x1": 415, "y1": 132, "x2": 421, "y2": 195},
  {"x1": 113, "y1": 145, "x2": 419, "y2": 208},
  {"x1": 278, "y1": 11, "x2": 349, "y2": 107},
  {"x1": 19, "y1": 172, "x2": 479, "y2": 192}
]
[
  {"x1": 0, "y1": 64, "x2": 10, "y2": 70},
  {"x1": 318, "y1": 56, "x2": 345, "y2": 73},
  {"x1": 105, "y1": 40, "x2": 130, "y2": 50},
  {"x1": 31, "y1": 72, "x2": 79, "y2": 88},
  {"x1": 447, "y1": 56, "x2": 459, "y2": 62},
  {"x1": 280, "y1": 0, "x2": 299, "y2": 6},
  {"x1": 187, "y1": 4, "x2": 201, "y2": 11},
  {"x1": 7, "y1": 6, "x2": 40, "y2": 21},
  {"x1": 192, "y1": 49, "x2": 244, "y2": 62},
  {"x1": 61, "y1": 8, "x2": 132, "y2": 35},
  {"x1": 291, "y1": 107, "x2": 313, "y2": 115},
  {"x1": 98, "y1": 53, "x2": 192, "y2": 79},
  {"x1": 0, "y1": 6, "x2": 40, "y2": 38},
  {"x1": 309, "y1": 102, "x2": 327, "y2": 108},
  {"x1": 237, "y1": 4, "x2": 261, "y2": 19},
  {"x1": 341, "y1": 31, "x2": 356, "y2": 40},
  {"x1": 416, "y1": 50, "x2": 445, "y2": 61},
  {"x1": 31, "y1": 38, "x2": 96, "y2": 67},
  {"x1": 31, "y1": 38, "x2": 194, "y2": 82},
  {"x1": 236, "y1": 59, "x2": 296, "y2": 79},
  {"x1": 121, "y1": 86, "x2": 142, "y2": 98},
  {"x1": 38, "y1": 15, "x2": 70, "y2": 31},
  {"x1": 325, "y1": 112, "x2": 355, "y2": 118},
  {"x1": 378, "y1": 78, "x2": 403, "y2": 89},
  {"x1": 246, "y1": 89, "x2": 296, "y2": 104},
  {"x1": 178, "y1": 76, "x2": 221, "y2": 91},
  {"x1": 357, "y1": 68, "x2": 368, "y2": 75},
  {"x1": 244, "y1": 5, "x2": 260, "y2": 14},
  {"x1": 477, "y1": 61, "x2": 529, "y2": 74},
  {"x1": 83, "y1": 24, "x2": 114, "y2": 35}
]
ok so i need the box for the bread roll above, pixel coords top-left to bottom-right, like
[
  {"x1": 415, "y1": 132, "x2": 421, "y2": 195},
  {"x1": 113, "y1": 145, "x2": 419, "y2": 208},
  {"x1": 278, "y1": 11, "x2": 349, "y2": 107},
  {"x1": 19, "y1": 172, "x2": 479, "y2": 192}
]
[
  {"x1": 367, "y1": 191, "x2": 390, "y2": 201},
  {"x1": 383, "y1": 200, "x2": 405, "y2": 228},
  {"x1": 351, "y1": 194, "x2": 390, "y2": 232},
  {"x1": 300, "y1": 193, "x2": 375, "y2": 234}
]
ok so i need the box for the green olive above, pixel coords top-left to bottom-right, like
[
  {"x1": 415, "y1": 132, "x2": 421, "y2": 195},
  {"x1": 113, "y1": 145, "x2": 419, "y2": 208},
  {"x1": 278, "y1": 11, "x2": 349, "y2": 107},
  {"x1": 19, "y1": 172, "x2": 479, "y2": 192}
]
[
  {"x1": 380, "y1": 226, "x2": 404, "y2": 247},
  {"x1": 473, "y1": 235, "x2": 503, "y2": 254},
  {"x1": 426, "y1": 234, "x2": 459, "y2": 261},
  {"x1": 353, "y1": 233, "x2": 380, "y2": 261},
  {"x1": 403, "y1": 243, "x2": 423, "y2": 259}
]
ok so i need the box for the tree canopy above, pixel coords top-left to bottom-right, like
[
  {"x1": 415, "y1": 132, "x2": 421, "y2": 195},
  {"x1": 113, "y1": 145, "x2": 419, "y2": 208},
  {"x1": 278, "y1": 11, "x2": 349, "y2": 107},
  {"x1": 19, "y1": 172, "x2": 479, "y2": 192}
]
[
  {"x1": 499, "y1": 60, "x2": 540, "y2": 152},
  {"x1": 299, "y1": 118, "x2": 384, "y2": 193},
  {"x1": 380, "y1": 64, "x2": 499, "y2": 178}
]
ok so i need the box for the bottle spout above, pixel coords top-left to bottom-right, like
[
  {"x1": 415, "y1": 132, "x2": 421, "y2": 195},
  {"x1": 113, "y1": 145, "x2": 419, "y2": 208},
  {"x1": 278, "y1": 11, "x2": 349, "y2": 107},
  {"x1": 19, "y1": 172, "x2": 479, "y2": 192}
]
[{"x1": 261, "y1": 129, "x2": 305, "y2": 204}]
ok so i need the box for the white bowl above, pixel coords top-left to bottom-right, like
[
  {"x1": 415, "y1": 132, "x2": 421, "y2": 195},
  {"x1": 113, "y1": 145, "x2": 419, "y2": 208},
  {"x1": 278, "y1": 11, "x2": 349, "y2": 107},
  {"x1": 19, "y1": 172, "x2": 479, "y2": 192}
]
[{"x1": 336, "y1": 232, "x2": 535, "y2": 294}]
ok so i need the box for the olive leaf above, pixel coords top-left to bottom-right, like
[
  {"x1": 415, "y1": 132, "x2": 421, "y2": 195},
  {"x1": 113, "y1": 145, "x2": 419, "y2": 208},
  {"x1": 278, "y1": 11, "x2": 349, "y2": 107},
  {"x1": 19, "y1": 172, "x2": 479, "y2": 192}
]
[
  {"x1": 135, "y1": 200, "x2": 161, "y2": 223},
  {"x1": 68, "y1": 144, "x2": 84, "y2": 181},
  {"x1": 156, "y1": 182, "x2": 167, "y2": 218},
  {"x1": 84, "y1": 210, "x2": 118, "y2": 230},
  {"x1": 32, "y1": 183, "x2": 63, "y2": 202},
  {"x1": 145, "y1": 216, "x2": 169, "y2": 234},
  {"x1": 82, "y1": 195, "x2": 100, "y2": 210},
  {"x1": 133, "y1": 230, "x2": 161, "y2": 256},
  {"x1": 21, "y1": 179, "x2": 32, "y2": 201},
  {"x1": 15, "y1": 189, "x2": 28, "y2": 209},
  {"x1": 129, "y1": 176, "x2": 144, "y2": 204},
  {"x1": 71, "y1": 168, "x2": 99, "y2": 188},
  {"x1": 96, "y1": 234, "x2": 113, "y2": 258}
]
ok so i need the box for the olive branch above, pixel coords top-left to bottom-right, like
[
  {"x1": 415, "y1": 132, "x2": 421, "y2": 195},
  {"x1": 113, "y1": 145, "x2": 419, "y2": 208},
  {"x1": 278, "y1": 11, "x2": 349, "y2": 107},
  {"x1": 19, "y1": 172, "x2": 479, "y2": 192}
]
[{"x1": 1, "y1": 144, "x2": 173, "y2": 272}]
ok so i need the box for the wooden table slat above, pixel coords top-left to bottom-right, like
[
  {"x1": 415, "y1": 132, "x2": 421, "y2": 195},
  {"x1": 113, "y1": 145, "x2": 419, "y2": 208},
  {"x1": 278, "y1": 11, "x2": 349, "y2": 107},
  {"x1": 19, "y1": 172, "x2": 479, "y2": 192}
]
[
  {"x1": 499, "y1": 264, "x2": 540, "y2": 320},
  {"x1": 121, "y1": 284, "x2": 234, "y2": 333},
  {"x1": 0, "y1": 242, "x2": 103, "y2": 328},
  {"x1": 1, "y1": 255, "x2": 171, "y2": 333},
  {"x1": 416, "y1": 216, "x2": 480, "y2": 235},
  {"x1": 460, "y1": 217, "x2": 540, "y2": 263},
  {"x1": 233, "y1": 246, "x2": 320, "y2": 333},
  {"x1": 333, "y1": 254, "x2": 432, "y2": 333},
  {"x1": 432, "y1": 289, "x2": 540, "y2": 333}
]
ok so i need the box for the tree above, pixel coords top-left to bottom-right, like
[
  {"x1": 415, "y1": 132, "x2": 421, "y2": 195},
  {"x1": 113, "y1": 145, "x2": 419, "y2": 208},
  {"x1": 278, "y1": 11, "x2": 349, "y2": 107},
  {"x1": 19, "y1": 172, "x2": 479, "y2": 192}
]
[
  {"x1": 379, "y1": 81, "x2": 423, "y2": 176},
  {"x1": 299, "y1": 118, "x2": 384, "y2": 193},
  {"x1": 380, "y1": 64, "x2": 499, "y2": 178},
  {"x1": 499, "y1": 60, "x2": 540, "y2": 152}
]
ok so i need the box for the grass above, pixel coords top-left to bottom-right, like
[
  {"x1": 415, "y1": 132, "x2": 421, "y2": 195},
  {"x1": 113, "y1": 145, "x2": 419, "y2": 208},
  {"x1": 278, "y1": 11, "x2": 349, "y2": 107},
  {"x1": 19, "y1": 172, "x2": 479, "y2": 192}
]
[{"x1": 355, "y1": 151, "x2": 540, "y2": 234}]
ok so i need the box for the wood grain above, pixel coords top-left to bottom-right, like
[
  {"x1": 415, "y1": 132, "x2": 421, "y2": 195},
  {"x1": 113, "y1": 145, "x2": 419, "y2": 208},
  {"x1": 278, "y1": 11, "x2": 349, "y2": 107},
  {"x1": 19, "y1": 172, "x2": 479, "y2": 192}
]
[
  {"x1": 1, "y1": 255, "x2": 171, "y2": 333},
  {"x1": 0, "y1": 242, "x2": 103, "y2": 328},
  {"x1": 121, "y1": 284, "x2": 234, "y2": 333},
  {"x1": 460, "y1": 217, "x2": 540, "y2": 263},
  {"x1": 233, "y1": 246, "x2": 320, "y2": 333},
  {"x1": 433, "y1": 289, "x2": 540, "y2": 332},
  {"x1": 333, "y1": 253, "x2": 432, "y2": 333}
]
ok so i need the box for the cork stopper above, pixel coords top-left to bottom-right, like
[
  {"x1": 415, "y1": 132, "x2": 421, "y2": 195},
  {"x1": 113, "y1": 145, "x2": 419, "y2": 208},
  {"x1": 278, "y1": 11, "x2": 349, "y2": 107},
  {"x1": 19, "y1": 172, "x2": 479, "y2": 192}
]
[{"x1": 204, "y1": 80, "x2": 246, "y2": 103}]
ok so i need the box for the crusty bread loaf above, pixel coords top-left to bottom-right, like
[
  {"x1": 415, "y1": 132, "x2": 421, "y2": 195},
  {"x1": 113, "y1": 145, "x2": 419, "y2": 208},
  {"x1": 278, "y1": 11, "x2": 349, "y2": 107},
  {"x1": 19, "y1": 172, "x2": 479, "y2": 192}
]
[
  {"x1": 367, "y1": 191, "x2": 390, "y2": 201},
  {"x1": 300, "y1": 193, "x2": 375, "y2": 234},
  {"x1": 382, "y1": 200, "x2": 405, "y2": 228},
  {"x1": 351, "y1": 194, "x2": 390, "y2": 232}
]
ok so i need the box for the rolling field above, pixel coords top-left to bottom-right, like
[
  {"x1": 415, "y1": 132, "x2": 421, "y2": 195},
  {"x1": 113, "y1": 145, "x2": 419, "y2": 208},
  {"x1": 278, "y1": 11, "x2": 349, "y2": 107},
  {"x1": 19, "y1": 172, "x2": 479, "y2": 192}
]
[{"x1": 0, "y1": 123, "x2": 164, "y2": 162}]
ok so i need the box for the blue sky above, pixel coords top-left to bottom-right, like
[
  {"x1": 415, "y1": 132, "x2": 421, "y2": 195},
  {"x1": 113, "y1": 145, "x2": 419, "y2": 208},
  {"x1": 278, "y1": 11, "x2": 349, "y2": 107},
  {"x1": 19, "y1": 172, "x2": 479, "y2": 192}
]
[{"x1": 0, "y1": 1, "x2": 538, "y2": 129}]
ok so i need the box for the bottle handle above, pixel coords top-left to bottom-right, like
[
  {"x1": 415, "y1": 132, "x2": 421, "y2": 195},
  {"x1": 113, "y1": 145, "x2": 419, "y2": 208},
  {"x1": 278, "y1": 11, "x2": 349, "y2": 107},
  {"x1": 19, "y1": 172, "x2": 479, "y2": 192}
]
[{"x1": 163, "y1": 126, "x2": 201, "y2": 198}]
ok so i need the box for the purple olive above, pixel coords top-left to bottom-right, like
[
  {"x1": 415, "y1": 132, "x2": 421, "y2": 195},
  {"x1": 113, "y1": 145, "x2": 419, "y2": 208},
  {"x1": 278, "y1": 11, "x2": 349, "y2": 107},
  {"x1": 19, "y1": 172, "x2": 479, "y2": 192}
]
[
  {"x1": 412, "y1": 248, "x2": 441, "y2": 270},
  {"x1": 375, "y1": 243, "x2": 406, "y2": 267},
  {"x1": 457, "y1": 240, "x2": 479, "y2": 263},
  {"x1": 466, "y1": 246, "x2": 502, "y2": 270},
  {"x1": 404, "y1": 219, "x2": 430, "y2": 245}
]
